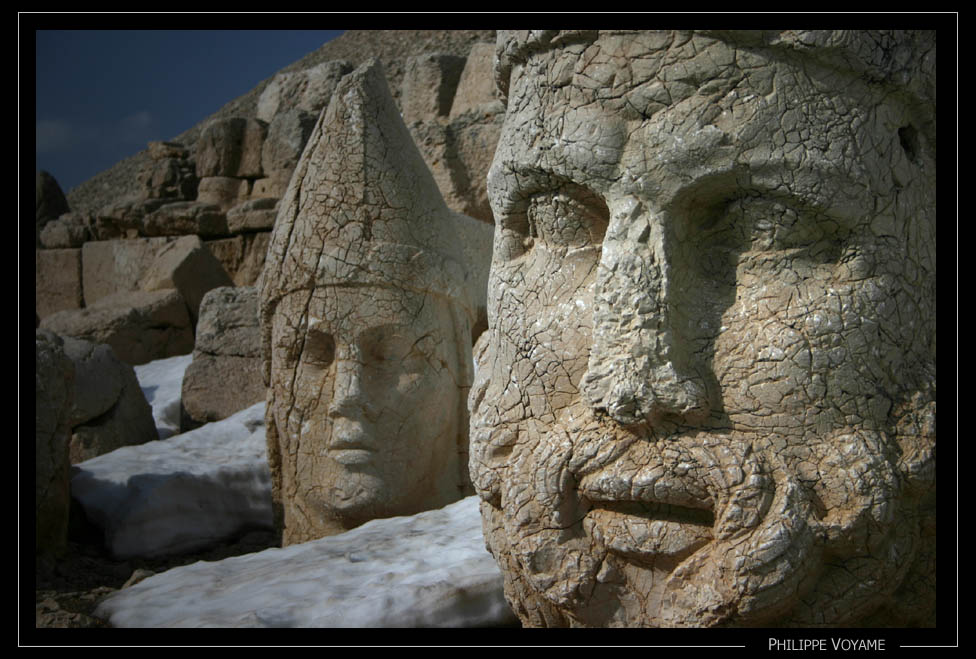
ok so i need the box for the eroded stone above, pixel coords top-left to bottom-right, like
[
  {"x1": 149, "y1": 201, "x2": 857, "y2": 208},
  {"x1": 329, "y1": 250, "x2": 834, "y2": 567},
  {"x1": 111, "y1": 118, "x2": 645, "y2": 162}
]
[
  {"x1": 471, "y1": 29, "x2": 936, "y2": 628},
  {"x1": 259, "y1": 59, "x2": 478, "y2": 545}
]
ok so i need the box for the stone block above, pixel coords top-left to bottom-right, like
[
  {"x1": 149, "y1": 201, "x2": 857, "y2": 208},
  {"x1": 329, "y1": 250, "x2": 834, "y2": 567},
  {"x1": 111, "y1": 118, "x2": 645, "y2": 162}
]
[
  {"x1": 38, "y1": 212, "x2": 92, "y2": 248},
  {"x1": 401, "y1": 53, "x2": 466, "y2": 125},
  {"x1": 261, "y1": 109, "x2": 317, "y2": 188},
  {"x1": 205, "y1": 232, "x2": 271, "y2": 287},
  {"x1": 35, "y1": 329, "x2": 74, "y2": 556},
  {"x1": 60, "y1": 335, "x2": 159, "y2": 463},
  {"x1": 40, "y1": 289, "x2": 194, "y2": 366},
  {"x1": 195, "y1": 117, "x2": 267, "y2": 179},
  {"x1": 139, "y1": 235, "x2": 234, "y2": 326},
  {"x1": 36, "y1": 248, "x2": 83, "y2": 319},
  {"x1": 226, "y1": 198, "x2": 278, "y2": 234},
  {"x1": 449, "y1": 42, "x2": 500, "y2": 118},
  {"x1": 195, "y1": 177, "x2": 250, "y2": 211},
  {"x1": 81, "y1": 237, "x2": 174, "y2": 307},
  {"x1": 141, "y1": 201, "x2": 230, "y2": 238},
  {"x1": 256, "y1": 60, "x2": 352, "y2": 123}
]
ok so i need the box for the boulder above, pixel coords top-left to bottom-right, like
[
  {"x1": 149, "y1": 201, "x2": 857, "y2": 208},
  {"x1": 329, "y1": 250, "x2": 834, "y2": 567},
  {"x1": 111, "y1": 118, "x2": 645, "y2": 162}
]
[
  {"x1": 195, "y1": 117, "x2": 267, "y2": 179},
  {"x1": 36, "y1": 171, "x2": 70, "y2": 245},
  {"x1": 205, "y1": 232, "x2": 271, "y2": 287},
  {"x1": 81, "y1": 237, "x2": 174, "y2": 306},
  {"x1": 140, "y1": 201, "x2": 230, "y2": 238},
  {"x1": 36, "y1": 248, "x2": 83, "y2": 320},
  {"x1": 248, "y1": 178, "x2": 281, "y2": 200},
  {"x1": 40, "y1": 289, "x2": 194, "y2": 366},
  {"x1": 35, "y1": 329, "x2": 75, "y2": 556},
  {"x1": 146, "y1": 140, "x2": 190, "y2": 161},
  {"x1": 409, "y1": 111, "x2": 503, "y2": 225},
  {"x1": 138, "y1": 156, "x2": 198, "y2": 201},
  {"x1": 60, "y1": 335, "x2": 159, "y2": 463},
  {"x1": 139, "y1": 234, "x2": 235, "y2": 326},
  {"x1": 260, "y1": 109, "x2": 317, "y2": 196},
  {"x1": 92, "y1": 199, "x2": 170, "y2": 240},
  {"x1": 38, "y1": 212, "x2": 92, "y2": 248},
  {"x1": 255, "y1": 60, "x2": 353, "y2": 123},
  {"x1": 226, "y1": 198, "x2": 278, "y2": 234},
  {"x1": 195, "y1": 176, "x2": 250, "y2": 211},
  {"x1": 401, "y1": 53, "x2": 466, "y2": 125},
  {"x1": 449, "y1": 42, "x2": 500, "y2": 118},
  {"x1": 181, "y1": 286, "x2": 265, "y2": 429}
]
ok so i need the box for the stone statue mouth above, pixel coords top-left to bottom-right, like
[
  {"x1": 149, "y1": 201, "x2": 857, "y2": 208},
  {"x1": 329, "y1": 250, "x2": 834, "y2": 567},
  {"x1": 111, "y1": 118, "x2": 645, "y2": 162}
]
[{"x1": 577, "y1": 468, "x2": 718, "y2": 561}]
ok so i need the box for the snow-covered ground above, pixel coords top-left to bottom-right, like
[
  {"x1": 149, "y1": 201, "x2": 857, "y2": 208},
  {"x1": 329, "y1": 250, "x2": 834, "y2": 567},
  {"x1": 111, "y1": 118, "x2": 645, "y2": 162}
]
[
  {"x1": 94, "y1": 495, "x2": 517, "y2": 628},
  {"x1": 132, "y1": 353, "x2": 193, "y2": 439},
  {"x1": 70, "y1": 354, "x2": 515, "y2": 627},
  {"x1": 71, "y1": 401, "x2": 273, "y2": 558}
]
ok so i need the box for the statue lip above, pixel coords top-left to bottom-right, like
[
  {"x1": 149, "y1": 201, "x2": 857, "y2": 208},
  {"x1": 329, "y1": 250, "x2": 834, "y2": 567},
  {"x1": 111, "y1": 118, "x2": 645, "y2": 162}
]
[{"x1": 576, "y1": 461, "x2": 718, "y2": 560}]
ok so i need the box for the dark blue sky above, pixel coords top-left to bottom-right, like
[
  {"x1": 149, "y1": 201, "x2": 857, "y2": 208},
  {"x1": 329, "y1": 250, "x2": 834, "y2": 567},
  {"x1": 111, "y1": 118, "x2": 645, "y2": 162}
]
[{"x1": 35, "y1": 30, "x2": 344, "y2": 193}]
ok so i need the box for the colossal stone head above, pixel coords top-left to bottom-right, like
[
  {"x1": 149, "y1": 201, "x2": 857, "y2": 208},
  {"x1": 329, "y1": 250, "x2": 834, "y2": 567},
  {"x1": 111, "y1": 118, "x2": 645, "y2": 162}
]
[
  {"x1": 470, "y1": 30, "x2": 936, "y2": 627},
  {"x1": 260, "y1": 60, "x2": 476, "y2": 545}
]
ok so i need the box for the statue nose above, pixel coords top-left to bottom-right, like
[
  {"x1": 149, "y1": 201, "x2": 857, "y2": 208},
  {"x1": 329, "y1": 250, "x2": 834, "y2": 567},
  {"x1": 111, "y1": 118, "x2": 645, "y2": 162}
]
[
  {"x1": 327, "y1": 351, "x2": 374, "y2": 420},
  {"x1": 580, "y1": 197, "x2": 709, "y2": 426}
]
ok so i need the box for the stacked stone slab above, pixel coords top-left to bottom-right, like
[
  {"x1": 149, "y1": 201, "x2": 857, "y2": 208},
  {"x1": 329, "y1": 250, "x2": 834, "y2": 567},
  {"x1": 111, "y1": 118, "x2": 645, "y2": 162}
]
[
  {"x1": 180, "y1": 286, "x2": 265, "y2": 430},
  {"x1": 35, "y1": 330, "x2": 75, "y2": 557},
  {"x1": 40, "y1": 235, "x2": 232, "y2": 364},
  {"x1": 59, "y1": 334, "x2": 159, "y2": 463},
  {"x1": 403, "y1": 42, "x2": 503, "y2": 225}
]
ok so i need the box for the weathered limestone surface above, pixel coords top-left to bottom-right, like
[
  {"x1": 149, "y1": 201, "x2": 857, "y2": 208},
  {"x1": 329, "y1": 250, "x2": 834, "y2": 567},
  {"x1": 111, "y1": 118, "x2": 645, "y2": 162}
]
[
  {"x1": 138, "y1": 141, "x2": 198, "y2": 201},
  {"x1": 226, "y1": 198, "x2": 278, "y2": 234},
  {"x1": 405, "y1": 44, "x2": 503, "y2": 225},
  {"x1": 205, "y1": 232, "x2": 271, "y2": 287},
  {"x1": 36, "y1": 248, "x2": 83, "y2": 319},
  {"x1": 91, "y1": 199, "x2": 170, "y2": 240},
  {"x1": 81, "y1": 237, "x2": 174, "y2": 305},
  {"x1": 449, "y1": 42, "x2": 499, "y2": 118},
  {"x1": 194, "y1": 177, "x2": 250, "y2": 211},
  {"x1": 139, "y1": 234, "x2": 235, "y2": 325},
  {"x1": 255, "y1": 59, "x2": 353, "y2": 123},
  {"x1": 38, "y1": 212, "x2": 92, "y2": 249},
  {"x1": 60, "y1": 334, "x2": 158, "y2": 463},
  {"x1": 40, "y1": 289, "x2": 194, "y2": 365},
  {"x1": 260, "y1": 109, "x2": 319, "y2": 199},
  {"x1": 141, "y1": 201, "x2": 230, "y2": 238},
  {"x1": 471, "y1": 30, "x2": 937, "y2": 628},
  {"x1": 35, "y1": 330, "x2": 75, "y2": 556},
  {"x1": 259, "y1": 59, "x2": 477, "y2": 545},
  {"x1": 401, "y1": 53, "x2": 466, "y2": 125},
  {"x1": 181, "y1": 286, "x2": 265, "y2": 429},
  {"x1": 36, "y1": 171, "x2": 70, "y2": 245},
  {"x1": 195, "y1": 117, "x2": 268, "y2": 179}
]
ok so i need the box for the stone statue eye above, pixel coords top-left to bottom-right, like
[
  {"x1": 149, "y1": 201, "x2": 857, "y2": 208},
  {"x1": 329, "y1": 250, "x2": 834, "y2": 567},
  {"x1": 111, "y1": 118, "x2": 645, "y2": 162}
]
[
  {"x1": 302, "y1": 329, "x2": 335, "y2": 367},
  {"x1": 702, "y1": 196, "x2": 849, "y2": 265},
  {"x1": 526, "y1": 188, "x2": 609, "y2": 251},
  {"x1": 497, "y1": 182, "x2": 609, "y2": 260}
]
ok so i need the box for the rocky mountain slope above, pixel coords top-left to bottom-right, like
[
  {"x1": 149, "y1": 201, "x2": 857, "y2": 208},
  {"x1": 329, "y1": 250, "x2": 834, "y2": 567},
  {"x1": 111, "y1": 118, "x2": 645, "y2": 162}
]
[{"x1": 65, "y1": 30, "x2": 495, "y2": 214}]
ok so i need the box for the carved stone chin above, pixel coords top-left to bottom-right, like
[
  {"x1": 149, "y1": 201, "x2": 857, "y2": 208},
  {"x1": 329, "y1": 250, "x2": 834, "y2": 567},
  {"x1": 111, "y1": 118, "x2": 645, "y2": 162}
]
[{"x1": 471, "y1": 30, "x2": 936, "y2": 627}]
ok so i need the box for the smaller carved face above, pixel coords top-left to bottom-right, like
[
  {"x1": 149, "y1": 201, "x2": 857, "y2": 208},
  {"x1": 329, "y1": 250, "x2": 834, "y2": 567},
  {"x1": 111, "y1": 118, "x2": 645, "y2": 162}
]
[{"x1": 269, "y1": 284, "x2": 462, "y2": 541}]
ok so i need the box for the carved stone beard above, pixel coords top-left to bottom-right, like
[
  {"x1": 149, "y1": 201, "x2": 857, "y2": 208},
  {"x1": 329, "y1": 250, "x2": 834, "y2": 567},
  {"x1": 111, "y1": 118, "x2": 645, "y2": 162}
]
[{"x1": 472, "y1": 390, "x2": 922, "y2": 627}]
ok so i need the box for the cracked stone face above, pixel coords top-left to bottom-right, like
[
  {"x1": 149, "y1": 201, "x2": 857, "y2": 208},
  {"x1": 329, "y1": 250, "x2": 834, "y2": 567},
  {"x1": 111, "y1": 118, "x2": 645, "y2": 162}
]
[
  {"x1": 260, "y1": 59, "x2": 475, "y2": 545},
  {"x1": 269, "y1": 285, "x2": 464, "y2": 542},
  {"x1": 471, "y1": 30, "x2": 936, "y2": 627}
]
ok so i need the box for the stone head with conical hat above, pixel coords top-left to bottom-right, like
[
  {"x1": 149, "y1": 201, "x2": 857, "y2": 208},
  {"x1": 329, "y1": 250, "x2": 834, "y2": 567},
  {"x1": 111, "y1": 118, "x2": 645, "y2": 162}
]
[{"x1": 260, "y1": 59, "x2": 476, "y2": 544}]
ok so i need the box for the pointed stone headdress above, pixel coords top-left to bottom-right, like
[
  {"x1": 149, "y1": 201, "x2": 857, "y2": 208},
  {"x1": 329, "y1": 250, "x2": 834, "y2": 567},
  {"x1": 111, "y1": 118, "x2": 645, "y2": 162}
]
[{"x1": 259, "y1": 58, "x2": 476, "y2": 379}]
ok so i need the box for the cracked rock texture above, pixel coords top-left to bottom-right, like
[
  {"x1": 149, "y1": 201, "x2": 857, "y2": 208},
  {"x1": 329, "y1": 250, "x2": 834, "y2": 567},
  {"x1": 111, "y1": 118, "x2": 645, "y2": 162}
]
[
  {"x1": 259, "y1": 59, "x2": 477, "y2": 545},
  {"x1": 470, "y1": 30, "x2": 936, "y2": 628}
]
